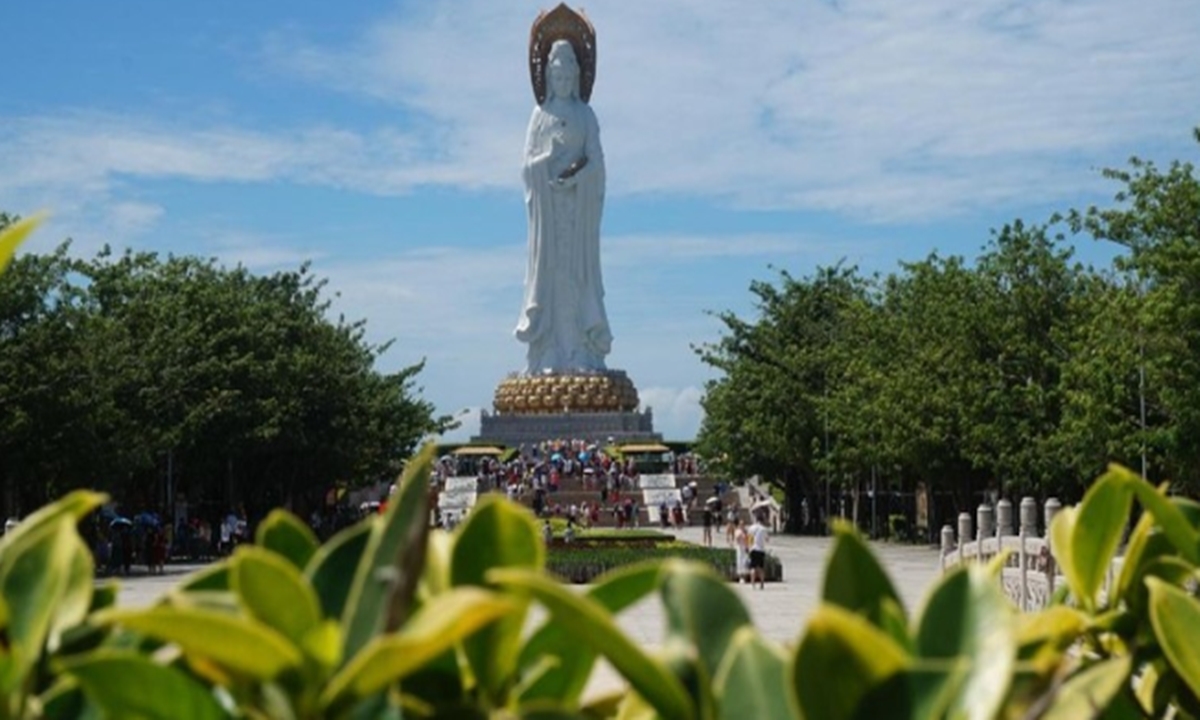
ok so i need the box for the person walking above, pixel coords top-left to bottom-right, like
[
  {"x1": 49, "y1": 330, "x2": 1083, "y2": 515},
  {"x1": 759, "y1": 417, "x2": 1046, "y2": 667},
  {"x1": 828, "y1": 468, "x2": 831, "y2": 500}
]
[
  {"x1": 733, "y1": 519, "x2": 749, "y2": 583},
  {"x1": 749, "y1": 511, "x2": 770, "y2": 589}
]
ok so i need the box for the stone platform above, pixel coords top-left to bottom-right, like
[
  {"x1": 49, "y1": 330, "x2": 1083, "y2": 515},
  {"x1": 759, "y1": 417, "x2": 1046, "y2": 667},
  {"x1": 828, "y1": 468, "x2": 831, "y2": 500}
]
[
  {"x1": 474, "y1": 408, "x2": 660, "y2": 446},
  {"x1": 475, "y1": 369, "x2": 661, "y2": 445}
]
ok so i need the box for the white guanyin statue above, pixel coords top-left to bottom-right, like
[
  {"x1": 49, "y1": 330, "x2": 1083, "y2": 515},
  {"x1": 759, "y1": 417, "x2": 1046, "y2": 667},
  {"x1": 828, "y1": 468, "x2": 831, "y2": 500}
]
[{"x1": 515, "y1": 24, "x2": 612, "y2": 375}]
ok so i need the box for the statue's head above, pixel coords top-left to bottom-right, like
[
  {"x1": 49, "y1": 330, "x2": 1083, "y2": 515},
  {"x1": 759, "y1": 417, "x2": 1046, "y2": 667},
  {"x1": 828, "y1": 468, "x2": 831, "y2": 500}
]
[{"x1": 546, "y1": 40, "x2": 580, "y2": 100}]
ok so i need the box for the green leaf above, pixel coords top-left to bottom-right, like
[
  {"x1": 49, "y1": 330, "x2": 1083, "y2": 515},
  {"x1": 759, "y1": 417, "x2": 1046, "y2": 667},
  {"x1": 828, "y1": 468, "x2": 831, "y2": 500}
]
[
  {"x1": 92, "y1": 605, "x2": 302, "y2": 679},
  {"x1": 1037, "y1": 656, "x2": 1132, "y2": 720},
  {"x1": 518, "y1": 560, "x2": 662, "y2": 704},
  {"x1": 60, "y1": 649, "x2": 229, "y2": 720},
  {"x1": 1146, "y1": 577, "x2": 1200, "y2": 699},
  {"x1": 321, "y1": 587, "x2": 516, "y2": 709},
  {"x1": 341, "y1": 442, "x2": 436, "y2": 662},
  {"x1": 792, "y1": 604, "x2": 909, "y2": 720},
  {"x1": 1049, "y1": 506, "x2": 1079, "y2": 604},
  {"x1": 0, "y1": 213, "x2": 42, "y2": 275},
  {"x1": 232, "y1": 546, "x2": 321, "y2": 647},
  {"x1": 38, "y1": 677, "x2": 95, "y2": 720},
  {"x1": 490, "y1": 568, "x2": 694, "y2": 720},
  {"x1": 1122, "y1": 469, "x2": 1200, "y2": 564},
  {"x1": 822, "y1": 522, "x2": 906, "y2": 631},
  {"x1": 0, "y1": 519, "x2": 78, "y2": 687},
  {"x1": 0, "y1": 489, "x2": 106, "y2": 558},
  {"x1": 852, "y1": 663, "x2": 962, "y2": 720},
  {"x1": 659, "y1": 559, "x2": 752, "y2": 682},
  {"x1": 256, "y1": 510, "x2": 319, "y2": 570},
  {"x1": 1115, "y1": 505, "x2": 1159, "y2": 600},
  {"x1": 713, "y1": 627, "x2": 792, "y2": 720},
  {"x1": 176, "y1": 563, "x2": 231, "y2": 593},
  {"x1": 1068, "y1": 468, "x2": 1133, "y2": 609},
  {"x1": 915, "y1": 566, "x2": 1015, "y2": 720},
  {"x1": 305, "y1": 520, "x2": 372, "y2": 620},
  {"x1": 451, "y1": 496, "x2": 543, "y2": 703},
  {"x1": 47, "y1": 533, "x2": 96, "y2": 652}
]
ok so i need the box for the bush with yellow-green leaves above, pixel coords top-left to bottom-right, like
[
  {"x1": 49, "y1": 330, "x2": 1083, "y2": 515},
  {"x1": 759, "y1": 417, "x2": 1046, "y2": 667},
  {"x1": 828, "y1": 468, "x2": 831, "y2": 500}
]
[{"x1": 3, "y1": 219, "x2": 1200, "y2": 718}]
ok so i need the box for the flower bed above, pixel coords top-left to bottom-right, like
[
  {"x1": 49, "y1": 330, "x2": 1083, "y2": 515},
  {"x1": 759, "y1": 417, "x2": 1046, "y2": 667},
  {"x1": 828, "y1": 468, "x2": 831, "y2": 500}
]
[{"x1": 546, "y1": 544, "x2": 783, "y2": 584}]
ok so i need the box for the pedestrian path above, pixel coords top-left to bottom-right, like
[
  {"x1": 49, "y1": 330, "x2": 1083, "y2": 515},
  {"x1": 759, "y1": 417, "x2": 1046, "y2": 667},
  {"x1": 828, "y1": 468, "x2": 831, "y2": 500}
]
[{"x1": 114, "y1": 529, "x2": 943, "y2": 697}]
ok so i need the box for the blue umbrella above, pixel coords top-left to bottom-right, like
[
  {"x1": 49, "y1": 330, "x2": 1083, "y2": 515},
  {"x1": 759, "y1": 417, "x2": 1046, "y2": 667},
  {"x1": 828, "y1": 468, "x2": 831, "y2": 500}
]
[{"x1": 109, "y1": 517, "x2": 132, "y2": 528}]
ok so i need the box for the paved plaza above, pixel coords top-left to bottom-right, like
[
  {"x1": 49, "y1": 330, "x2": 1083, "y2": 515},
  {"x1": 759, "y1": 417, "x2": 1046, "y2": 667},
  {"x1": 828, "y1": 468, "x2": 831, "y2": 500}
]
[{"x1": 112, "y1": 528, "x2": 943, "y2": 696}]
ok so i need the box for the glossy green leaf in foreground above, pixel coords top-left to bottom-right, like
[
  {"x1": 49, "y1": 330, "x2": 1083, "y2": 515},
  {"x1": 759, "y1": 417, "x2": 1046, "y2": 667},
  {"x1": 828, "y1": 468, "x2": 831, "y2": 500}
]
[
  {"x1": 518, "y1": 561, "x2": 662, "y2": 704},
  {"x1": 852, "y1": 663, "x2": 963, "y2": 720},
  {"x1": 0, "y1": 212, "x2": 42, "y2": 274},
  {"x1": 305, "y1": 520, "x2": 373, "y2": 621},
  {"x1": 660, "y1": 559, "x2": 753, "y2": 682},
  {"x1": 255, "y1": 510, "x2": 319, "y2": 570},
  {"x1": 489, "y1": 568, "x2": 694, "y2": 720},
  {"x1": 92, "y1": 605, "x2": 303, "y2": 679},
  {"x1": 176, "y1": 564, "x2": 231, "y2": 593},
  {"x1": 792, "y1": 604, "x2": 909, "y2": 720},
  {"x1": 321, "y1": 587, "x2": 516, "y2": 709},
  {"x1": 1068, "y1": 468, "x2": 1132, "y2": 609},
  {"x1": 1037, "y1": 656, "x2": 1132, "y2": 720},
  {"x1": 822, "y1": 522, "x2": 905, "y2": 631},
  {"x1": 1122, "y1": 469, "x2": 1200, "y2": 565},
  {"x1": 915, "y1": 565, "x2": 1015, "y2": 720},
  {"x1": 60, "y1": 650, "x2": 229, "y2": 720},
  {"x1": 47, "y1": 533, "x2": 96, "y2": 652},
  {"x1": 0, "y1": 489, "x2": 106, "y2": 558},
  {"x1": 1114, "y1": 503, "x2": 1159, "y2": 600},
  {"x1": 0, "y1": 520, "x2": 78, "y2": 684},
  {"x1": 451, "y1": 496, "x2": 543, "y2": 703},
  {"x1": 341, "y1": 443, "x2": 436, "y2": 663},
  {"x1": 713, "y1": 627, "x2": 791, "y2": 720},
  {"x1": 232, "y1": 546, "x2": 322, "y2": 647},
  {"x1": 1049, "y1": 506, "x2": 1079, "y2": 605},
  {"x1": 1147, "y1": 578, "x2": 1200, "y2": 699}
]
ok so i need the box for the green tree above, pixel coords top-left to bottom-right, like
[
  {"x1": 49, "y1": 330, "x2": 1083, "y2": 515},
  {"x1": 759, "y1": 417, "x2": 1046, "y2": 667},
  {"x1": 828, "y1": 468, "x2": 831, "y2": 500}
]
[
  {"x1": 1066, "y1": 128, "x2": 1200, "y2": 489},
  {"x1": 0, "y1": 231, "x2": 445, "y2": 520}
]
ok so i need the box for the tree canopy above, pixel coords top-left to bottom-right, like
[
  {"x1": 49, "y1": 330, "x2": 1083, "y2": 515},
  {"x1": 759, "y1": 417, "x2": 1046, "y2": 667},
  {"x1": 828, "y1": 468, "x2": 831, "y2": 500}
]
[
  {"x1": 697, "y1": 129, "x2": 1200, "y2": 534},
  {"x1": 0, "y1": 222, "x2": 445, "y2": 521}
]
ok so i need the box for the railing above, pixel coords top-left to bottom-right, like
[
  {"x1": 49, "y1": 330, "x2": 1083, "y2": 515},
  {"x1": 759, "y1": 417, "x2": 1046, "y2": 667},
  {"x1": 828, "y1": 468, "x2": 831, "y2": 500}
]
[{"x1": 938, "y1": 497, "x2": 1123, "y2": 611}]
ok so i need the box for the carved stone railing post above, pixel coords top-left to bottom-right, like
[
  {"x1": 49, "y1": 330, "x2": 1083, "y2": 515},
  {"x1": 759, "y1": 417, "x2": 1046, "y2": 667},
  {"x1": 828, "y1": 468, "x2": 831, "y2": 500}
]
[
  {"x1": 996, "y1": 498, "x2": 1014, "y2": 537},
  {"x1": 1018, "y1": 525, "x2": 1028, "y2": 611},
  {"x1": 1019, "y1": 496, "x2": 1038, "y2": 536},
  {"x1": 977, "y1": 504, "x2": 995, "y2": 544},
  {"x1": 1044, "y1": 497, "x2": 1062, "y2": 594},
  {"x1": 957, "y1": 512, "x2": 973, "y2": 564},
  {"x1": 941, "y1": 525, "x2": 955, "y2": 570}
]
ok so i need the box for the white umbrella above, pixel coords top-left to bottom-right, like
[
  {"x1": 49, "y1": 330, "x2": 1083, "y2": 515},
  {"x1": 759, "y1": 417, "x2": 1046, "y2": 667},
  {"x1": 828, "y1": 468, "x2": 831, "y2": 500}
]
[
  {"x1": 751, "y1": 499, "x2": 772, "y2": 512},
  {"x1": 705, "y1": 496, "x2": 720, "y2": 505}
]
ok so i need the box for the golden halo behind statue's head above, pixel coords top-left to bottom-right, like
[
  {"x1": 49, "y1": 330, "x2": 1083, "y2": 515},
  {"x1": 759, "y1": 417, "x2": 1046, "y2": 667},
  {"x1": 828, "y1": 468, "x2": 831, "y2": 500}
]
[{"x1": 529, "y1": 3, "x2": 596, "y2": 105}]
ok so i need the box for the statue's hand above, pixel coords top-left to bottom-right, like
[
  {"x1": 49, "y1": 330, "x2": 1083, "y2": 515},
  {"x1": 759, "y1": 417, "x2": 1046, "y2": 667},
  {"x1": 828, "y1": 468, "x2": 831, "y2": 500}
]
[{"x1": 553, "y1": 173, "x2": 578, "y2": 189}]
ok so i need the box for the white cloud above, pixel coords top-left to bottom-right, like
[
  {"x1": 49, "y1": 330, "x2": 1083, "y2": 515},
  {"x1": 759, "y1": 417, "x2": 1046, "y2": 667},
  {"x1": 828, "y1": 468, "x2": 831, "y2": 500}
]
[
  {"x1": 208, "y1": 231, "x2": 328, "y2": 271},
  {"x1": 5, "y1": 0, "x2": 1196, "y2": 230},
  {"x1": 638, "y1": 385, "x2": 706, "y2": 441},
  {"x1": 107, "y1": 201, "x2": 165, "y2": 237},
  {"x1": 260, "y1": 0, "x2": 1200, "y2": 218}
]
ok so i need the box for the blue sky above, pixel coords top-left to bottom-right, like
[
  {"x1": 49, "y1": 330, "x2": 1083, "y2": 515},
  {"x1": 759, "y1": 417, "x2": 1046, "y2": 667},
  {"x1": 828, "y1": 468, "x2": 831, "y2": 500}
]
[{"x1": 4, "y1": 0, "x2": 1199, "y2": 441}]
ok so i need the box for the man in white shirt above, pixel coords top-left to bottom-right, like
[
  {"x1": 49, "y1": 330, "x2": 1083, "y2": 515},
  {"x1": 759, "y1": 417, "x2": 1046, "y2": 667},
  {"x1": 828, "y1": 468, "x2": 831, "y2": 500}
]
[{"x1": 749, "y1": 512, "x2": 770, "y2": 589}]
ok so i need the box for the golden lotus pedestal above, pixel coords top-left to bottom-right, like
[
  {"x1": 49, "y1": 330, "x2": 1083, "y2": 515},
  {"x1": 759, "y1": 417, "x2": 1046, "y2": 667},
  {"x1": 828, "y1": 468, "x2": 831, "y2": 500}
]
[{"x1": 474, "y1": 370, "x2": 660, "y2": 446}]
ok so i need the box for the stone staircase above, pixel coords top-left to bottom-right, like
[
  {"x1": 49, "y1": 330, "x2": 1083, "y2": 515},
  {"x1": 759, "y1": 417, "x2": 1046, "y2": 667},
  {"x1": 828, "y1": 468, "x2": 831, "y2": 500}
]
[{"x1": 444, "y1": 473, "x2": 747, "y2": 529}]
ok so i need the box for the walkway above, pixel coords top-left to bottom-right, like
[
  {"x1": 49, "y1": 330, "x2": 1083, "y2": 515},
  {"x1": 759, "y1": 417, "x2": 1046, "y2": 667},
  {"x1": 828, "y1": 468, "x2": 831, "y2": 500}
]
[{"x1": 113, "y1": 529, "x2": 942, "y2": 697}]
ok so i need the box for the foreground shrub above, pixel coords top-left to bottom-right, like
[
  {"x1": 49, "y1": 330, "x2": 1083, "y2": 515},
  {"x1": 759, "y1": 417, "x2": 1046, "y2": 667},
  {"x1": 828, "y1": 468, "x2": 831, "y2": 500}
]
[{"x1": 2, "y1": 461, "x2": 1199, "y2": 718}]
